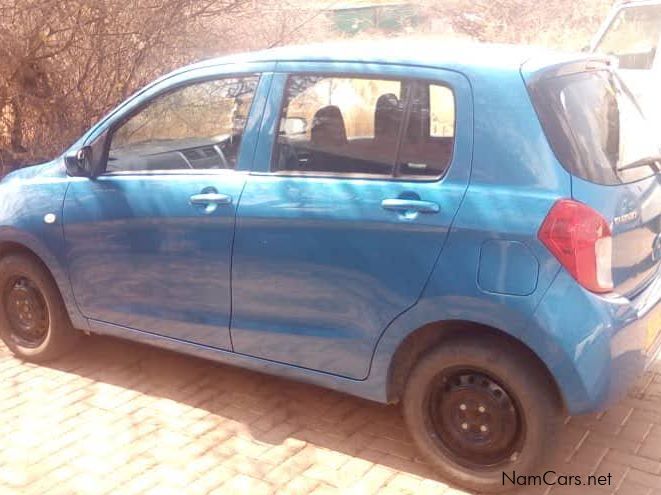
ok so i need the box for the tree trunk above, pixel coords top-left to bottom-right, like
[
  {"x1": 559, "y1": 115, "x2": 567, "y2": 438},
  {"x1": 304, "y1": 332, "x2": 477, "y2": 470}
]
[{"x1": 9, "y1": 98, "x2": 25, "y2": 153}]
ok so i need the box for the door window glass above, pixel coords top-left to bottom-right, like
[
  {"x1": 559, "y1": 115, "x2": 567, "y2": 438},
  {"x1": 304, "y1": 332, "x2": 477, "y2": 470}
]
[
  {"x1": 108, "y1": 76, "x2": 259, "y2": 172},
  {"x1": 273, "y1": 75, "x2": 455, "y2": 179},
  {"x1": 273, "y1": 76, "x2": 404, "y2": 176},
  {"x1": 397, "y1": 83, "x2": 455, "y2": 178}
]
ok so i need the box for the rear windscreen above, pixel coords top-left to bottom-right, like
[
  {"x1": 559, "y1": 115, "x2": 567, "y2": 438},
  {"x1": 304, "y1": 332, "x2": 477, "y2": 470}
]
[{"x1": 530, "y1": 69, "x2": 660, "y2": 185}]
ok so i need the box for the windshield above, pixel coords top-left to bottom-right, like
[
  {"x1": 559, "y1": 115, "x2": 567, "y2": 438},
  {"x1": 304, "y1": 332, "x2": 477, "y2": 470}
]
[
  {"x1": 595, "y1": 4, "x2": 661, "y2": 70},
  {"x1": 530, "y1": 69, "x2": 660, "y2": 185}
]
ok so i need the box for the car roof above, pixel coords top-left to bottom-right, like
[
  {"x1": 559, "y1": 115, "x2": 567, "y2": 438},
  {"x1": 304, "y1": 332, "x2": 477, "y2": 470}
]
[{"x1": 176, "y1": 38, "x2": 589, "y2": 78}]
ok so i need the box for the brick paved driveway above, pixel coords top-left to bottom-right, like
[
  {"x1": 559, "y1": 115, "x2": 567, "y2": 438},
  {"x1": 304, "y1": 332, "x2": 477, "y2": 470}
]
[{"x1": 0, "y1": 335, "x2": 660, "y2": 495}]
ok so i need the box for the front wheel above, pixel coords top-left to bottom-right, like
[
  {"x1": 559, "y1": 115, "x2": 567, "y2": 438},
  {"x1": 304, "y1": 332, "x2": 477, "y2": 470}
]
[
  {"x1": 403, "y1": 336, "x2": 561, "y2": 493},
  {"x1": 0, "y1": 254, "x2": 79, "y2": 362}
]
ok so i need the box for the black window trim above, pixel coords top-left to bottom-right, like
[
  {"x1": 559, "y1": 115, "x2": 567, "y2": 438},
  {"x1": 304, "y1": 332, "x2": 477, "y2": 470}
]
[
  {"x1": 267, "y1": 71, "x2": 457, "y2": 183},
  {"x1": 98, "y1": 72, "x2": 262, "y2": 177}
]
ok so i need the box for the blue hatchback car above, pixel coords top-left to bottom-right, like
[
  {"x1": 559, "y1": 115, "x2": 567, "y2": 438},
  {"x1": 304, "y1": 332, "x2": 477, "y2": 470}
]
[{"x1": 1, "y1": 41, "x2": 660, "y2": 492}]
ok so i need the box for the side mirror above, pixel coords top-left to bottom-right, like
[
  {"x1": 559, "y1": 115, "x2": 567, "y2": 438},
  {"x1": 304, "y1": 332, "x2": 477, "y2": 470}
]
[
  {"x1": 281, "y1": 117, "x2": 308, "y2": 136},
  {"x1": 64, "y1": 131, "x2": 109, "y2": 178},
  {"x1": 65, "y1": 146, "x2": 93, "y2": 177}
]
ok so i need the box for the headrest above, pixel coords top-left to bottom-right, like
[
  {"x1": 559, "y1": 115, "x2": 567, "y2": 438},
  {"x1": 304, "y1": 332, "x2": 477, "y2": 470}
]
[
  {"x1": 311, "y1": 105, "x2": 347, "y2": 148},
  {"x1": 374, "y1": 93, "x2": 401, "y2": 140}
]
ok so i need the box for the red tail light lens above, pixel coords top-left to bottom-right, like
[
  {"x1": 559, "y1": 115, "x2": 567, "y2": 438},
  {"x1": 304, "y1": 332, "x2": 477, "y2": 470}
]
[{"x1": 538, "y1": 199, "x2": 613, "y2": 293}]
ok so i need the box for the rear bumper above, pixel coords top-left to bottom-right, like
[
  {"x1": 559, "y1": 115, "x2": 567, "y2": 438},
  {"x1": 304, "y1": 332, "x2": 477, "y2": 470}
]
[{"x1": 530, "y1": 269, "x2": 661, "y2": 415}]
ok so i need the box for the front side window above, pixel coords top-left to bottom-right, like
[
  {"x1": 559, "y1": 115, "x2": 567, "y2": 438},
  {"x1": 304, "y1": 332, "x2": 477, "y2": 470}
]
[
  {"x1": 595, "y1": 5, "x2": 661, "y2": 70},
  {"x1": 273, "y1": 75, "x2": 455, "y2": 179},
  {"x1": 107, "y1": 76, "x2": 259, "y2": 173}
]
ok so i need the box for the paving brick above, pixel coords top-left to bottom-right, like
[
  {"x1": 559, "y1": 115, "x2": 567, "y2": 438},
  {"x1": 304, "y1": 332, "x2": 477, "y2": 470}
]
[
  {"x1": 605, "y1": 449, "x2": 661, "y2": 474},
  {"x1": 567, "y1": 442, "x2": 608, "y2": 472},
  {"x1": 386, "y1": 472, "x2": 424, "y2": 493},
  {"x1": 616, "y1": 478, "x2": 653, "y2": 495},
  {"x1": 417, "y1": 478, "x2": 449, "y2": 494},
  {"x1": 601, "y1": 405, "x2": 634, "y2": 426},
  {"x1": 277, "y1": 476, "x2": 320, "y2": 495},
  {"x1": 585, "y1": 432, "x2": 639, "y2": 455},
  {"x1": 345, "y1": 464, "x2": 397, "y2": 494},
  {"x1": 620, "y1": 419, "x2": 653, "y2": 443},
  {"x1": 186, "y1": 466, "x2": 236, "y2": 493},
  {"x1": 625, "y1": 469, "x2": 661, "y2": 490},
  {"x1": 216, "y1": 474, "x2": 274, "y2": 495},
  {"x1": 302, "y1": 464, "x2": 346, "y2": 488},
  {"x1": 0, "y1": 336, "x2": 660, "y2": 495},
  {"x1": 639, "y1": 434, "x2": 661, "y2": 461},
  {"x1": 594, "y1": 459, "x2": 628, "y2": 490},
  {"x1": 263, "y1": 445, "x2": 317, "y2": 486},
  {"x1": 308, "y1": 482, "x2": 338, "y2": 495},
  {"x1": 369, "y1": 436, "x2": 419, "y2": 460}
]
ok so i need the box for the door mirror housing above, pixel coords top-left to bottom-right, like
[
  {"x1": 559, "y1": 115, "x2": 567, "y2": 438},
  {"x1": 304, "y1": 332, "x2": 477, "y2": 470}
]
[
  {"x1": 64, "y1": 131, "x2": 109, "y2": 178},
  {"x1": 64, "y1": 147, "x2": 93, "y2": 177},
  {"x1": 281, "y1": 117, "x2": 308, "y2": 136}
]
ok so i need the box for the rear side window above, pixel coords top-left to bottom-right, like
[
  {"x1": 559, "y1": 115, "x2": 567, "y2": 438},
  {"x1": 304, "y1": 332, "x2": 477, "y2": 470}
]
[
  {"x1": 530, "y1": 69, "x2": 660, "y2": 185},
  {"x1": 399, "y1": 82, "x2": 455, "y2": 178},
  {"x1": 272, "y1": 75, "x2": 455, "y2": 179}
]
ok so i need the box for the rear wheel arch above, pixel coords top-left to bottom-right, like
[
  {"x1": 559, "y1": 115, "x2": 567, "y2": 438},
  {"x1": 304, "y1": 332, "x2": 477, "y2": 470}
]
[{"x1": 387, "y1": 320, "x2": 565, "y2": 411}]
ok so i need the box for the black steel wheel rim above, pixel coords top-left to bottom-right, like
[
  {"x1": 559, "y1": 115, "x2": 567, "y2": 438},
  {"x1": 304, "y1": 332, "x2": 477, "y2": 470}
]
[
  {"x1": 425, "y1": 367, "x2": 524, "y2": 469},
  {"x1": 3, "y1": 276, "x2": 49, "y2": 348}
]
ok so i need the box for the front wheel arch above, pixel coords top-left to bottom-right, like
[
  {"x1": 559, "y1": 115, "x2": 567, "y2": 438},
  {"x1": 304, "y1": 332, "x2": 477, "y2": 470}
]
[
  {"x1": 0, "y1": 241, "x2": 54, "y2": 276},
  {"x1": 0, "y1": 251, "x2": 80, "y2": 361},
  {"x1": 0, "y1": 240, "x2": 86, "y2": 330}
]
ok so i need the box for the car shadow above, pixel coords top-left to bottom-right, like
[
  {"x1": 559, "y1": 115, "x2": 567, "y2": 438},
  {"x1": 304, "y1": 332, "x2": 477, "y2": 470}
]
[
  {"x1": 39, "y1": 334, "x2": 446, "y2": 481},
  {"x1": 13, "y1": 333, "x2": 646, "y2": 494}
]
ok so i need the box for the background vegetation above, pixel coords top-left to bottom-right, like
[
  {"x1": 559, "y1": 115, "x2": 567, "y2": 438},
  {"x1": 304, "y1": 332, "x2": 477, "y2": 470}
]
[{"x1": 0, "y1": 0, "x2": 612, "y2": 174}]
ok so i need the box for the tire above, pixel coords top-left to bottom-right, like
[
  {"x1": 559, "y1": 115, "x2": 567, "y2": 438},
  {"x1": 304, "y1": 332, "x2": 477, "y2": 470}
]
[
  {"x1": 403, "y1": 336, "x2": 561, "y2": 493},
  {"x1": 0, "y1": 253, "x2": 79, "y2": 362}
]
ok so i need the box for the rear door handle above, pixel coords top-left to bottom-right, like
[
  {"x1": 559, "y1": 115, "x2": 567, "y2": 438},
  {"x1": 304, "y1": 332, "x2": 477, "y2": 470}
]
[
  {"x1": 189, "y1": 193, "x2": 232, "y2": 206},
  {"x1": 381, "y1": 199, "x2": 440, "y2": 214}
]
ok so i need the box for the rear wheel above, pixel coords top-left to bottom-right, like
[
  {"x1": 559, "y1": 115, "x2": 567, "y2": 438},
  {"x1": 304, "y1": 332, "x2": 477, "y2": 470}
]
[
  {"x1": 0, "y1": 254, "x2": 79, "y2": 362},
  {"x1": 403, "y1": 336, "x2": 560, "y2": 493}
]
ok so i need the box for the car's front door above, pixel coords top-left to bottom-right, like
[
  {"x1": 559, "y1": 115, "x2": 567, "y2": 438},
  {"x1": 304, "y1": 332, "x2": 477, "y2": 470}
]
[
  {"x1": 230, "y1": 65, "x2": 473, "y2": 378},
  {"x1": 63, "y1": 70, "x2": 271, "y2": 349}
]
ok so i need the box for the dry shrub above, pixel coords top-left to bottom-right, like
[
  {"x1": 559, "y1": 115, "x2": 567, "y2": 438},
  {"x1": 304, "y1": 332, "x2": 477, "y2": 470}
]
[{"x1": 0, "y1": 0, "x2": 614, "y2": 174}]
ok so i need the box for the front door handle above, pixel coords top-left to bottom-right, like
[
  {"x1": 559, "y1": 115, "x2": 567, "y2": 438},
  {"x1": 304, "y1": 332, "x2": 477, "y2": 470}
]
[
  {"x1": 189, "y1": 193, "x2": 232, "y2": 206},
  {"x1": 381, "y1": 198, "x2": 440, "y2": 214}
]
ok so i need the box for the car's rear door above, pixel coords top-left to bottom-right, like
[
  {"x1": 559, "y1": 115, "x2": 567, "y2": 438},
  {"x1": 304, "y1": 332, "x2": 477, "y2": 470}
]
[
  {"x1": 63, "y1": 65, "x2": 274, "y2": 349},
  {"x1": 229, "y1": 63, "x2": 473, "y2": 379}
]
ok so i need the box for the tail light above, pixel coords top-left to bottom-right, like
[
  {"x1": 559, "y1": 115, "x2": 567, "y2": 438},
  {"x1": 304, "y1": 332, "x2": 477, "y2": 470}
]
[{"x1": 538, "y1": 199, "x2": 613, "y2": 293}]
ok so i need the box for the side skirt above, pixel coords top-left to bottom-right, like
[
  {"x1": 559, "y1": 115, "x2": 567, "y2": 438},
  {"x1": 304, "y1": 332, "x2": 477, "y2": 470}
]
[{"x1": 87, "y1": 319, "x2": 387, "y2": 404}]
